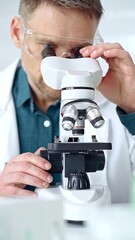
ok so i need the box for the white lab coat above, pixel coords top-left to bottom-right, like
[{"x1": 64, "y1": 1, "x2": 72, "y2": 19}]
[{"x1": 0, "y1": 60, "x2": 135, "y2": 203}]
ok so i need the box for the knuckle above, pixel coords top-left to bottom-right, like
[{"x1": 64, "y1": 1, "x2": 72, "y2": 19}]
[
  {"x1": 21, "y1": 161, "x2": 31, "y2": 170},
  {"x1": 125, "y1": 51, "x2": 130, "y2": 58},
  {"x1": 32, "y1": 177, "x2": 42, "y2": 187},
  {"x1": 114, "y1": 42, "x2": 121, "y2": 48},
  {"x1": 21, "y1": 152, "x2": 33, "y2": 160},
  {"x1": 15, "y1": 172, "x2": 25, "y2": 182},
  {"x1": 38, "y1": 169, "x2": 46, "y2": 179}
]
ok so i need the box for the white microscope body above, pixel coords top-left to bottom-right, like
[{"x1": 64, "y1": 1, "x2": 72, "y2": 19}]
[{"x1": 38, "y1": 56, "x2": 112, "y2": 221}]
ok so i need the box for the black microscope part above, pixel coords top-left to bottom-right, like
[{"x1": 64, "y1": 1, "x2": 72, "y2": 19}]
[
  {"x1": 41, "y1": 45, "x2": 56, "y2": 59},
  {"x1": 68, "y1": 172, "x2": 90, "y2": 190}
]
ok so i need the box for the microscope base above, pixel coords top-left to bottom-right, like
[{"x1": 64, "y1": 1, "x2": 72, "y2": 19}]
[{"x1": 37, "y1": 185, "x2": 111, "y2": 221}]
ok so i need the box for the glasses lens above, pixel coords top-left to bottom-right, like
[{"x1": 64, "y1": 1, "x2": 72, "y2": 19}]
[
  {"x1": 94, "y1": 31, "x2": 104, "y2": 45},
  {"x1": 23, "y1": 30, "x2": 93, "y2": 60},
  {"x1": 23, "y1": 32, "x2": 46, "y2": 60}
]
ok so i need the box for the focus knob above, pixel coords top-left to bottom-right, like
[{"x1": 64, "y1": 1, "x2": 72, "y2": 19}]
[{"x1": 68, "y1": 172, "x2": 90, "y2": 190}]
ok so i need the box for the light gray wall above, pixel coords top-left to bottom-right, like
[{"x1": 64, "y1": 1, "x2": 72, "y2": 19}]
[
  {"x1": 0, "y1": 0, "x2": 20, "y2": 71},
  {"x1": 99, "y1": 0, "x2": 135, "y2": 61},
  {"x1": 0, "y1": 0, "x2": 135, "y2": 70}
]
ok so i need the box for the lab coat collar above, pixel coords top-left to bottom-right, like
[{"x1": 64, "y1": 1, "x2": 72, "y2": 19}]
[{"x1": 0, "y1": 59, "x2": 20, "y2": 111}]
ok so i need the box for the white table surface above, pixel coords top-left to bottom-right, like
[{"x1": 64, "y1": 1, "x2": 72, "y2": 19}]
[{"x1": 63, "y1": 205, "x2": 135, "y2": 240}]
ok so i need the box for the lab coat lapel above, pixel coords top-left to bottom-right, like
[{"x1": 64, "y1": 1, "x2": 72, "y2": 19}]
[{"x1": 0, "y1": 60, "x2": 20, "y2": 172}]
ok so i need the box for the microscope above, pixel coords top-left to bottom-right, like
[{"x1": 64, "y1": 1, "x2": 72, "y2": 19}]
[{"x1": 37, "y1": 47, "x2": 112, "y2": 221}]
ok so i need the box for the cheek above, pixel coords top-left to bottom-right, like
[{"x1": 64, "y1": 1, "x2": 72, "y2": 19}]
[{"x1": 21, "y1": 52, "x2": 42, "y2": 79}]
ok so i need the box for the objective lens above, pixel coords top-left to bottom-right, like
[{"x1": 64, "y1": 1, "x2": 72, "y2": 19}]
[
  {"x1": 86, "y1": 105, "x2": 105, "y2": 128},
  {"x1": 72, "y1": 119, "x2": 85, "y2": 136},
  {"x1": 62, "y1": 105, "x2": 78, "y2": 131}
]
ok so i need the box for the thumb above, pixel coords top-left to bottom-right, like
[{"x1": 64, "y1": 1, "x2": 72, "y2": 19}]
[{"x1": 34, "y1": 147, "x2": 46, "y2": 155}]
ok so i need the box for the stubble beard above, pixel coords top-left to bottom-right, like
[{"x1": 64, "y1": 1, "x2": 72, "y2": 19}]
[
  {"x1": 22, "y1": 56, "x2": 61, "y2": 103},
  {"x1": 32, "y1": 75, "x2": 61, "y2": 102}
]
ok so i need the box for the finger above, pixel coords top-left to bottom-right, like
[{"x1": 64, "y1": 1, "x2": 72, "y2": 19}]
[
  {"x1": 35, "y1": 147, "x2": 52, "y2": 170},
  {"x1": 80, "y1": 42, "x2": 124, "y2": 58},
  {"x1": 103, "y1": 49, "x2": 134, "y2": 66},
  {"x1": 34, "y1": 147, "x2": 52, "y2": 170},
  {"x1": 4, "y1": 172, "x2": 51, "y2": 188},
  {"x1": 80, "y1": 42, "x2": 124, "y2": 53},
  {"x1": 10, "y1": 151, "x2": 51, "y2": 171},
  {"x1": 34, "y1": 147, "x2": 46, "y2": 155},
  {"x1": 6, "y1": 161, "x2": 53, "y2": 183}
]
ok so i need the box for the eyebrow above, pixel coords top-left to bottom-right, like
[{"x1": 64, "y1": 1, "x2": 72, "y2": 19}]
[{"x1": 32, "y1": 34, "x2": 92, "y2": 48}]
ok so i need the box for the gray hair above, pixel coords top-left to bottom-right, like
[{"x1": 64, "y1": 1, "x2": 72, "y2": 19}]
[{"x1": 19, "y1": 0, "x2": 103, "y2": 22}]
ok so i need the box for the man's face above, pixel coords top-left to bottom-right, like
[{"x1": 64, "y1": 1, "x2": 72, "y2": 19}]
[{"x1": 12, "y1": 4, "x2": 98, "y2": 102}]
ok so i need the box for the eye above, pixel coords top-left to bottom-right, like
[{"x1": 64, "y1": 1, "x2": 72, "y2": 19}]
[
  {"x1": 41, "y1": 44, "x2": 56, "y2": 58},
  {"x1": 72, "y1": 47, "x2": 82, "y2": 58}
]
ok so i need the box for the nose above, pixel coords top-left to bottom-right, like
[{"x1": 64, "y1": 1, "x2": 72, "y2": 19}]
[{"x1": 60, "y1": 51, "x2": 72, "y2": 58}]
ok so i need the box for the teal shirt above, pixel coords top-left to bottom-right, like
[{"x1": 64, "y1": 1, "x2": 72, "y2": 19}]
[
  {"x1": 12, "y1": 63, "x2": 61, "y2": 187},
  {"x1": 116, "y1": 106, "x2": 135, "y2": 135}
]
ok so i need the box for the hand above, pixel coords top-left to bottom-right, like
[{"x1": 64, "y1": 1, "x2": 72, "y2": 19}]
[
  {"x1": 80, "y1": 43, "x2": 135, "y2": 113},
  {"x1": 0, "y1": 147, "x2": 53, "y2": 197}
]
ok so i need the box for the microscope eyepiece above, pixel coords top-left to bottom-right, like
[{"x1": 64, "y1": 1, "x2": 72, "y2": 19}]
[{"x1": 41, "y1": 45, "x2": 56, "y2": 59}]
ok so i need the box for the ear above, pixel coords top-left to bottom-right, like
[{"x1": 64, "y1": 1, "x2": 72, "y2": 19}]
[{"x1": 10, "y1": 17, "x2": 22, "y2": 49}]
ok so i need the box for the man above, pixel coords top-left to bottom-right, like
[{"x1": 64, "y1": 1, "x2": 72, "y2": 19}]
[{"x1": 0, "y1": 0, "x2": 135, "y2": 203}]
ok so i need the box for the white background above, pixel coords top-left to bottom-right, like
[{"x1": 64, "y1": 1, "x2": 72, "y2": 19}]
[{"x1": 0, "y1": 0, "x2": 135, "y2": 70}]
